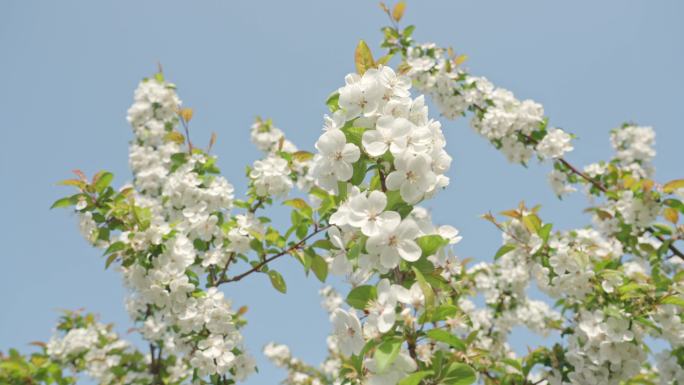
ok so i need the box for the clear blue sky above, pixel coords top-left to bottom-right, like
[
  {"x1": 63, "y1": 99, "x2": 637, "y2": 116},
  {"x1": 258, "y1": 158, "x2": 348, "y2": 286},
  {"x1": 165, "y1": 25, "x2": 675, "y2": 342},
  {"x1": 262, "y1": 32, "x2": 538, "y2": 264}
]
[{"x1": 1, "y1": 1, "x2": 682, "y2": 384}]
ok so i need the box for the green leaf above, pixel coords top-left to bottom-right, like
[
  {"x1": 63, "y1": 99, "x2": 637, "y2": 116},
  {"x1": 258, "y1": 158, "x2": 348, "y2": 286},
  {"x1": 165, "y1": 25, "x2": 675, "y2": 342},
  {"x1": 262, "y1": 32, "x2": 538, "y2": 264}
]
[
  {"x1": 617, "y1": 282, "x2": 643, "y2": 293},
  {"x1": 494, "y1": 244, "x2": 516, "y2": 260},
  {"x1": 337, "y1": 181, "x2": 348, "y2": 203},
  {"x1": 539, "y1": 223, "x2": 553, "y2": 242},
  {"x1": 426, "y1": 329, "x2": 465, "y2": 351},
  {"x1": 430, "y1": 304, "x2": 459, "y2": 322},
  {"x1": 633, "y1": 316, "x2": 662, "y2": 333},
  {"x1": 292, "y1": 249, "x2": 312, "y2": 272},
  {"x1": 105, "y1": 253, "x2": 119, "y2": 269},
  {"x1": 661, "y1": 295, "x2": 684, "y2": 307},
  {"x1": 103, "y1": 241, "x2": 126, "y2": 256},
  {"x1": 385, "y1": 190, "x2": 404, "y2": 210},
  {"x1": 350, "y1": 159, "x2": 367, "y2": 186},
  {"x1": 522, "y1": 214, "x2": 541, "y2": 233},
  {"x1": 283, "y1": 198, "x2": 312, "y2": 219},
  {"x1": 50, "y1": 196, "x2": 75, "y2": 209},
  {"x1": 398, "y1": 371, "x2": 433, "y2": 385},
  {"x1": 312, "y1": 239, "x2": 333, "y2": 250},
  {"x1": 442, "y1": 362, "x2": 476, "y2": 385},
  {"x1": 415, "y1": 235, "x2": 447, "y2": 257},
  {"x1": 326, "y1": 92, "x2": 340, "y2": 112},
  {"x1": 502, "y1": 358, "x2": 522, "y2": 372},
  {"x1": 341, "y1": 126, "x2": 366, "y2": 148},
  {"x1": 292, "y1": 151, "x2": 314, "y2": 163},
  {"x1": 193, "y1": 238, "x2": 209, "y2": 251},
  {"x1": 346, "y1": 285, "x2": 377, "y2": 310},
  {"x1": 92, "y1": 171, "x2": 114, "y2": 193},
  {"x1": 268, "y1": 270, "x2": 287, "y2": 293},
  {"x1": 374, "y1": 338, "x2": 401, "y2": 373},
  {"x1": 412, "y1": 267, "x2": 435, "y2": 310},
  {"x1": 311, "y1": 253, "x2": 328, "y2": 283},
  {"x1": 664, "y1": 198, "x2": 684, "y2": 214}
]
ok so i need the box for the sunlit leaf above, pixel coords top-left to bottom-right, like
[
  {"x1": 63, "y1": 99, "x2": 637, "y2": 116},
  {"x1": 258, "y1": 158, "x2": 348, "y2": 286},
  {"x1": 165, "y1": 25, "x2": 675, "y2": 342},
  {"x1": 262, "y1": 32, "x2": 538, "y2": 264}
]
[
  {"x1": 374, "y1": 338, "x2": 401, "y2": 373},
  {"x1": 664, "y1": 207, "x2": 679, "y2": 224},
  {"x1": 663, "y1": 179, "x2": 684, "y2": 193},
  {"x1": 180, "y1": 107, "x2": 194, "y2": 122},
  {"x1": 346, "y1": 285, "x2": 377, "y2": 310},
  {"x1": 355, "y1": 40, "x2": 375, "y2": 75},
  {"x1": 392, "y1": 1, "x2": 406, "y2": 22},
  {"x1": 268, "y1": 270, "x2": 287, "y2": 293}
]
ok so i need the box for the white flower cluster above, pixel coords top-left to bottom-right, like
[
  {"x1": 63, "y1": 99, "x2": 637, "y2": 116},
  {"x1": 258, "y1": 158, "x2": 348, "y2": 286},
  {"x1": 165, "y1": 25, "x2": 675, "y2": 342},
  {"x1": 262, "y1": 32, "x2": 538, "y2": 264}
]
[
  {"x1": 656, "y1": 350, "x2": 684, "y2": 385},
  {"x1": 310, "y1": 65, "x2": 452, "y2": 203},
  {"x1": 303, "y1": 64, "x2": 472, "y2": 380},
  {"x1": 250, "y1": 117, "x2": 296, "y2": 153},
  {"x1": 126, "y1": 79, "x2": 183, "y2": 194},
  {"x1": 407, "y1": 45, "x2": 573, "y2": 162},
  {"x1": 615, "y1": 190, "x2": 659, "y2": 228},
  {"x1": 250, "y1": 155, "x2": 293, "y2": 198},
  {"x1": 463, "y1": 223, "x2": 561, "y2": 356},
  {"x1": 565, "y1": 311, "x2": 646, "y2": 385},
  {"x1": 262, "y1": 288, "x2": 347, "y2": 385},
  {"x1": 248, "y1": 117, "x2": 310, "y2": 199},
  {"x1": 653, "y1": 304, "x2": 684, "y2": 348},
  {"x1": 47, "y1": 321, "x2": 154, "y2": 385},
  {"x1": 536, "y1": 128, "x2": 574, "y2": 160},
  {"x1": 610, "y1": 125, "x2": 656, "y2": 179},
  {"x1": 329, "y1": 193, "x2": 459, "y2": 276},
  {"x1": 78, "y1": 76, "x2": 256, "y2": 382},
  {"x1": 405, "y1": 43, "x2": 576, "y2": 200},
  {"x1": 534, "y1": 229, "x2": 623, "y2": 303},
  {"x1": 548, "y1": 169, "x2": 577, "y2": 197}
]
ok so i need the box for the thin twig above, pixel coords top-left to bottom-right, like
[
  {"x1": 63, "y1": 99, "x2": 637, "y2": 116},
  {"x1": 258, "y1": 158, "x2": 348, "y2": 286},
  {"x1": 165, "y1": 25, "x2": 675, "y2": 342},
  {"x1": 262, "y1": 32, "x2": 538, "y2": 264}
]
[
  {"x1": 521, "y1": 134, "x2": 684, "y2": 261},
  {"x1": 217, "y1": 225, "x2": 331, "y2": 284}
]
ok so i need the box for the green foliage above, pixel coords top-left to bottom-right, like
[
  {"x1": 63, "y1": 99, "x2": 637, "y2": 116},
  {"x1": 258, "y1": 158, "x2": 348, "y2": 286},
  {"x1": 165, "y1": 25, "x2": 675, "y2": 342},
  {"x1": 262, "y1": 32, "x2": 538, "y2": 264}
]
[
  {"x1": 440, "y1": 362, "x2": 476, "y2": 385},
  {"x1": 268, "y1": 270, "x2": 287, "y2": 293},
  {"x1": 398, "y1": 370, "x2": 433, "y2": 385},
  {"x1": 0, "y1": 349, "x2": 74, "y2": 385},
  {"x1": 426, "y1": 329, "x2": 466, "y2": 351},
  {"x1": 346, "y1": 285, "x2": 377, "y2": 310},
  {"x1": 415, "y1": 235, "x2": 448, "y2": 257},
  {"x1": 373, "y1": 338, "x2": 401, "y2": 373}
]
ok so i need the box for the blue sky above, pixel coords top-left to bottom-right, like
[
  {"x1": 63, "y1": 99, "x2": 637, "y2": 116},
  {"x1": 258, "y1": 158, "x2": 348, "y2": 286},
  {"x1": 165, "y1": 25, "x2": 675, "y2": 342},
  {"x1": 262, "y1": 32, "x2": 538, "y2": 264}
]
[{"x1": 1, "y1": 1, "x2": 683, "y2": 384}]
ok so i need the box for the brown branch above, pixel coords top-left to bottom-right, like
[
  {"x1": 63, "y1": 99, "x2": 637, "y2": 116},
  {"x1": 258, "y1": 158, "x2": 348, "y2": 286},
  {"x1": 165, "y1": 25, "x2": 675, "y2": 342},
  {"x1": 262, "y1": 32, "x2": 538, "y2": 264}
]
[
  {"x1": 556, "y1": 155, "x2": 684, "y2": 261},
  {"x1": 249, "y1": 197, "x2": 265, "y2": 213},
  {"x1": 377, "y1": 161, "x2": 388, "y2": 192},
  {"x1": 557, "y1": 158, "x2": 607, "y2": 193},
  {"x1": 520, "y1": 134, "x2": 684, "y2": 261},
  {"x1": 217, "y1": 225, "x2": 331, "y2": 284},
  {"x1": 648, "y1": 229, "x2": 684, "y2": 261},
  {"x1": 210, "y1": 198, "x2": 266, "y2": 287},
  {"x1": 212, "y1": 252, "x2": 236, "y2": 287},
  {"x1": 178, "y1": 114, "x2": 193, "y2": 154}
]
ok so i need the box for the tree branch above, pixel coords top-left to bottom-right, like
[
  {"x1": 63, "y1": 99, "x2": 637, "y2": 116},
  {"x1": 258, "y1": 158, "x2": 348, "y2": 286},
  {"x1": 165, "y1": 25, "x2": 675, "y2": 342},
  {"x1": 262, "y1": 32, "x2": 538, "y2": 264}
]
[
  {"x1": 521, "y1": 134, "x2": 684, "y2": 261},
  {"x1": 217, "y1": 224, "x2": 331, "y2": 284}
]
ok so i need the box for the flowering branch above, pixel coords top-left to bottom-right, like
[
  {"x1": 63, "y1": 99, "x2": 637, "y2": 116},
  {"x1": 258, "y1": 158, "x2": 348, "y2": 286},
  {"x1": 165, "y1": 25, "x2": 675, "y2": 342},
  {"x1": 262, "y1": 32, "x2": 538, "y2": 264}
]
[{"x1": 218, "y1": 224, "x2": 332, "y2": 284}]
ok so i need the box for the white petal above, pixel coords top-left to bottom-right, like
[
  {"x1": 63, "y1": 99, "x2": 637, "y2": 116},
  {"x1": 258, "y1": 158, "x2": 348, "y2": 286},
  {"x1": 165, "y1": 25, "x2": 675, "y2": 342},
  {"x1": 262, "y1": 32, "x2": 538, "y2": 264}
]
[
  {"x1": 342, "y1": 143, "x2": 361, "y2": 163},
  {"x1": 398, "y1": 240, "x2": 421, "y2": 262},
  {"x1": 385, "y1": 171, "x2": 404, "y2": 191}
]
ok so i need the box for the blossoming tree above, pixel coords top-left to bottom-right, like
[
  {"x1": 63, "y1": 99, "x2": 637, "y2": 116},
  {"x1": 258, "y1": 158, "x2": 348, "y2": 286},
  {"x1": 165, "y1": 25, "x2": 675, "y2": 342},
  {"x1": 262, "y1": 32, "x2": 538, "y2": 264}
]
[{"x1": 2, "y1": 4, "x2": 683, "y2": 385}]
